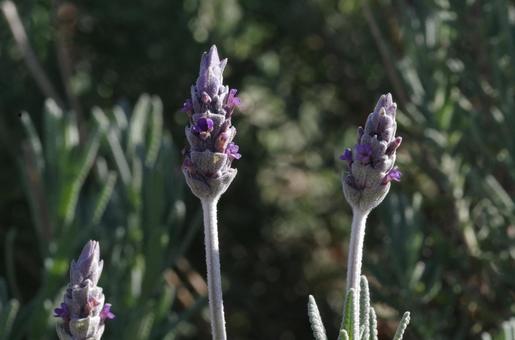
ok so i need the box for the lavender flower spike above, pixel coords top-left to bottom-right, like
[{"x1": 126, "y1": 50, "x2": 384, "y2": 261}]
[
  {"x1": 55, "y1": 240, "x2": 114, "y2": 340},
  {"x1": 337, "y1": 93, "x2": 402, "y2": 338},
  {"x1": 341, "y1": 93, "x2": 402, "y2": 212},
  {"x1": 182, "y1": 45, "x2": 241, "y2": 200},
  {"x1": 181, "y1": 45, "x2": 242, "y2": 340}
]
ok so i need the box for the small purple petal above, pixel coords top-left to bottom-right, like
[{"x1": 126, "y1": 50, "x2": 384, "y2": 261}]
[
  {"x1": 194, "y1": 117, "x2": 214, "y2": 133},
  {"x1": 53, "y1": 303, "x2": 69, "y2": 319},
  {"x1": 100, "y1": 303, "x2": 116, "y2": 321},
  {"x1": 355, "y1": 143, "x2": 373, "y2": 163},
  {"x1": 226, "y1": 142, "x2": 241, "y2": 160},
  {"x1": 225, "y1": 89, "x2": 241, "y2": 117},
  {"x1": 383, "y1": 167, "x2": 402, "y2": 184},
  {"x1": 226, "y1": 89, "x2": 240, "y2": 106},
  {"x1": 339, "y1": 148, "x2": 352, "y2": 162},
  {"x1": 180, "y1": 99, "x2": 193, "y2": 113}
]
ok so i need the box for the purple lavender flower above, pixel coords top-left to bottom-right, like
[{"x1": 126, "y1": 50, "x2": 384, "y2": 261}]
[
  {"x1": 383, "y1": 167, "x2": 402, "y2": 184},
  {"x1": 226, "y1": 142, "x2": 242, "y2": 160},
  {"x1": 182, "y1": 45, "x2": 241, "y2": 199},
  {"x1": 224, "y1": 88, "x2": 241, "y2": 117},
  {"x1": 192, "y1": 117, "x2": 214, "y2": 134},
  {"x1": 100, "y1": 304, "x2": 115, "y2": 321},
  {"x1": 341, "y1": 93, "x2": 402, "y2": 212},
  {"x1": 355, "y1": 144, "x2": 373, "y2": 163},
  {"x1": 55, "y1": 241, "x2": 113, "y2": 340},
  {"x1": 339, "y1": 148, "x2": 352, "y2": 162},
  {"x1": 54, "y1": 303, "x2": 69, "y2": 319}
]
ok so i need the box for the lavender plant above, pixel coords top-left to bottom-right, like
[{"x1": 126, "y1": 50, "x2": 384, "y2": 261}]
[
  {"x1": 54, "y1": 240, "x2": 115, "y2": 340},
  {"x1": 181, "y1": 45, "x2": 241, "y2": 340},
  {"x1": 308, "y1": 94, "x2": 410, "y2": 340},
  {"x1": 11, "y1": 95, "x2": 200, "y2": 340}
]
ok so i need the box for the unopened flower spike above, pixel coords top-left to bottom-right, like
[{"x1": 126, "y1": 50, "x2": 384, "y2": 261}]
[
  {"x1": 340, "y1": 93, "x2": 402, "y2": 212},
  {"x1": 309, "y1": 93, "x2": 408, "y2": 340},
  {"x1": 54, "y1": 240, "x2": 114, "y2": 340},
  {"x1": 182, "y1": 45, "x2": 241, "y2": 200}
]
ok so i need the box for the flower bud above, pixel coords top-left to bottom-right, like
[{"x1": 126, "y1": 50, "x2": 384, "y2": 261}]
[
  {"x1": 340, "y1": 93, "x2": 402, "y2": 212},
  {"x1": 55, "y1": 241, "x2": 114, "y2": 340},
  {"x1": 182, "y1": 45, "x2": 241, "y2": 200}
]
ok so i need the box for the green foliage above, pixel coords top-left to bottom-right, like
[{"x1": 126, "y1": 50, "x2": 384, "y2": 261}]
[
  {"x1": 341, "y1": 288, "x2": 356, "y2": 340},
  {"x1": 312, "y1": 276, "x2": 409, "y2": 340},
  {"x1": 0, "y1": 0, "x2": 514, "y2": 338},
  {"x1": 4, "y1": 95, "x2": 200, "y2": 339}
]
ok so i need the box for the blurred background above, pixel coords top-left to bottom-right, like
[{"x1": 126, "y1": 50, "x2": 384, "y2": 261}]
[{"x1": 0, "y1": 0, "x2": 514, "y2": 339}]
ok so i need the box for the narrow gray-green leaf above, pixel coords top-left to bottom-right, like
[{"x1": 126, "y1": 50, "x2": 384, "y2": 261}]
[
  {"x1": 136, "y1": 311, "x2": 155, "y2": 340},
  {"x1": 91, "y1": 171, "x2": 117, "y2": 225},
  {"x1": 127, "y1": 94, "x2": 150, "y2": 157},
  {"x1": 501, "y1": 317, "x2": 515, "y2": 340},
  {"x1": 360, "y1": 276, "x2": 370, "y2": 340},
  {"x1": 113, "y1": 105, "x2": 129, "y2": 131},
  {"x1": 60, "y1": 127, "x2": 102, "y2": 226},
  {"x1": 107, "y1": 127, "x2": 132, "y2": 186},
  {"x1": 369, "y1": 307, "x2": 378, "y2": 340},
  {"x1": 156, "y1": 283, "x2": 176, "y2": 320},
  {"x1": 340, "y1": 330, "x2": 349, "y2": 340},
  {"x1": 392, "y1": 312, "x2": 411, "y2": 340},
  {"x1": 145, "y1": 96, "x2": 163, "y2": 167},
  {"x1": 340, "y1": 288, "x2": 355, "y2": 340},
  {"x1": 19, "y1": 111, "x2": 44, "y2": 173},
  {"x1": 308, "y1": 295, "x2": 327, "y2": 340},
  {"x1": 0, "y1": 299, "x2": 19, "y2": 340}
]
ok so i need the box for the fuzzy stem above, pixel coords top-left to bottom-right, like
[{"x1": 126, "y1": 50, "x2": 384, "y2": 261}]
[
  {"x1": 201, "y1": 197, "x2": 227, "y2": 340},
  {"x1": 346, "y1": 208, "x2": 368, "y2": 338}
]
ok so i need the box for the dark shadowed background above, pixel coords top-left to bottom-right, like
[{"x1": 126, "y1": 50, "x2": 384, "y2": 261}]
[{"x1": 0, "y1": 0, "x2": 514, "y2": 339}]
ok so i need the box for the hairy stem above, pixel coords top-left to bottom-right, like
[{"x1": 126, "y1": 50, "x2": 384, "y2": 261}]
[
  {"x1": 346, "y1": 208, "x2": 368, "y2": 338},
  {"x1": 201, "y1": 197, "x2": 227, "y2": 340}
]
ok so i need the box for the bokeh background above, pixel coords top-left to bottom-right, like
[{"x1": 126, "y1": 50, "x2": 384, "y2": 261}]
[{"x1": 0, "y1": 0, "x2": 514, "y2": 339}]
